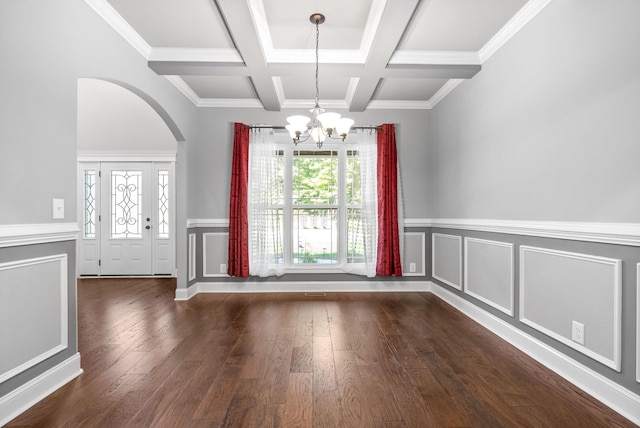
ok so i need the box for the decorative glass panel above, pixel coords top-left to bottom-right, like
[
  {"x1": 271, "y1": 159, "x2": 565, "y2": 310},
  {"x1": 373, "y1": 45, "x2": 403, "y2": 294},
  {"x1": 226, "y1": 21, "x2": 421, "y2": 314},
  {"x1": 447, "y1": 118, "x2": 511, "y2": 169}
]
[
  {"x1": 110, "y1": 170, "x2": 142, "y2": 239},
  {"x1": 293, "y1": 150, "x2": 337, "y2": 205},
  {"x1": 158, "y1": 170, "x2": 169, "y2": 239},
  {"x1": 83, "y1": 170, "x2": 96, "y2": 239},
  {"x1": 293, "y1": 208, "x2": 337, "y2": 264}
]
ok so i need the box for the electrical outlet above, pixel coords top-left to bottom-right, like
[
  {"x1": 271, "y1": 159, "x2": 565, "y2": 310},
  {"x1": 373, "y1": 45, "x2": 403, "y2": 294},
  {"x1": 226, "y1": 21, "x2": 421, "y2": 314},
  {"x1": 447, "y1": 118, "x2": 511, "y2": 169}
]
[
  {"x1": 571, "y1": 321, "x2": 585, "y2": 345},
  {"x1": 220, "y1": 263, "x2": 227, "y2": 274},
  {"x1": 409, "y1": 263, "x2": 416, "y2": 273}
]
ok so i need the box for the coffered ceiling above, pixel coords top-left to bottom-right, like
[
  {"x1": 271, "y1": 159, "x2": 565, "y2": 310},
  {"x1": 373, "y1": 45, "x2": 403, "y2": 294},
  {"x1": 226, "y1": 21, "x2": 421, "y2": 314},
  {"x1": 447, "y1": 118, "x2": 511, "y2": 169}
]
[{"x1": 87, "y1": 0, "x2": 552, "y2": 111}]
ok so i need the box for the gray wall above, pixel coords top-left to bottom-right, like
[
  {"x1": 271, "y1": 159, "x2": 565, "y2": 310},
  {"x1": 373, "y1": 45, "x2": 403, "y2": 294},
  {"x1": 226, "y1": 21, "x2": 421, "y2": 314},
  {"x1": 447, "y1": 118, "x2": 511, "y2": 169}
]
[
  {"x1": 188, "y1": 108, "x2": 430, "y2": 220},
  {"x1": 428, "y1": 0, "x2": 640, "y2": 221},
  {"x1": 0, "y1": 0, "x2": 198, "y2": 226}
]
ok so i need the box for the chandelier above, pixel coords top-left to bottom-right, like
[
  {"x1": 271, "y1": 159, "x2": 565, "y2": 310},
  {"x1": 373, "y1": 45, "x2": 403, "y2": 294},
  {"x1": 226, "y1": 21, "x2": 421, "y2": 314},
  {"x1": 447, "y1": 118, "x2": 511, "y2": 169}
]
[{"x1": 285, "y1": 13, "x2": 354, "y2": 149}]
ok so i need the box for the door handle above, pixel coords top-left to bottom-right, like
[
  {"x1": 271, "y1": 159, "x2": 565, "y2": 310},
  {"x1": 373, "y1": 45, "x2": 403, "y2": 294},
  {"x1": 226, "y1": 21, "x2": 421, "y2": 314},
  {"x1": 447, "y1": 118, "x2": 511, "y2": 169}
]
[
  {"x1": 145, "y1": 225, "x2": 151, "y2": 230},
  {"x1": 146, "y1": 218, "x2": 151, "y2": 222}
]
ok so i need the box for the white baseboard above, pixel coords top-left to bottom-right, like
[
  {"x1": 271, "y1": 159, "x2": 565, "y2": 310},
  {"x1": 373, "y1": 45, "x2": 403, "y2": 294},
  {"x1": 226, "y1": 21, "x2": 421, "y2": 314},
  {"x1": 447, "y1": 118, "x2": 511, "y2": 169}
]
[
  {"x1": 429, "y1": 281, "x2": 640, "y2": 426},
  {"x1": 175, "y1": 280, "x2": 430, "y2": 299},
  {"x1": 0, "y1": 353, "x2": 83, "y2": 427}
]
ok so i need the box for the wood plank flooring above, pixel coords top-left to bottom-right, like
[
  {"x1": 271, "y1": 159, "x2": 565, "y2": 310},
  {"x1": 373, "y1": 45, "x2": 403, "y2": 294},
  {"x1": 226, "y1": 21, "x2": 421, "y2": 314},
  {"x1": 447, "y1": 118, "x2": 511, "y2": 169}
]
[{"x1": 7, "y1": 278, "x2": 635, "y2": 427}]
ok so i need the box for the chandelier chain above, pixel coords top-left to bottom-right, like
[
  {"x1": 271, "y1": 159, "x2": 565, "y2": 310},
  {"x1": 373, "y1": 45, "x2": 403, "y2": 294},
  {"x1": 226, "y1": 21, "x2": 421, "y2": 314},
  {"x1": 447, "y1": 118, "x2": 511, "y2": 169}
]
[{"x1": 315, "y1": 19, "x2": 320, "y2": 108}]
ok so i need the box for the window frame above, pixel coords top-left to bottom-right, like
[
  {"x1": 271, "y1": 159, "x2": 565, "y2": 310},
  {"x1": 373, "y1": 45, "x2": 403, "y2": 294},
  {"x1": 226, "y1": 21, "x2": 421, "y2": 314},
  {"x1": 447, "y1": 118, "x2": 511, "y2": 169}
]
[{"x1": 274, "y1": 136, "x2": 365, "y2": 274}]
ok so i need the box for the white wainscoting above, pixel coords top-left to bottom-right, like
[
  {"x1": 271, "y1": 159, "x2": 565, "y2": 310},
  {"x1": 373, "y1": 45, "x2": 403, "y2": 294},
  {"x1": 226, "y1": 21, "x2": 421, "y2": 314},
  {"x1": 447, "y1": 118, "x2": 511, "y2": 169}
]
[
  {"x1": 464, "y1": 237, "x2": 514, "y2": 316},
  {"x1": 432, "y1": 233, "x2": 462, "y2": 290},
  {"x1": 188, "y1": 233, "x2": 196, "y2": 281},
  {"x1": 0, "y1": 254, "x2": 68, "y2": 383},
  {"x1": 202, "y1": 232, "x2": 229, "y2": 278},
  {"x1": 519, "y1": 246, "x2": 622, "y2": 371},
  {"x1": 403, "y1": 232, "x2": 426, "y2": 277},
  {"x1": 637, "y1": 263, "x2": 640, "y2": 383}
]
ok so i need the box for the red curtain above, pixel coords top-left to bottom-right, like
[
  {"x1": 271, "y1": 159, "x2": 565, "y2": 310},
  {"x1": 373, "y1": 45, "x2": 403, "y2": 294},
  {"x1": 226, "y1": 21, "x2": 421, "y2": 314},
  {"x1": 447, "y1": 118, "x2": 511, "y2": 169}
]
[
  {"x1": 227, "y1": 123, "x2": 250, "y2": 277},
  {"x1": 376, "y1": 124, "x2": 402, "y2": 276}
]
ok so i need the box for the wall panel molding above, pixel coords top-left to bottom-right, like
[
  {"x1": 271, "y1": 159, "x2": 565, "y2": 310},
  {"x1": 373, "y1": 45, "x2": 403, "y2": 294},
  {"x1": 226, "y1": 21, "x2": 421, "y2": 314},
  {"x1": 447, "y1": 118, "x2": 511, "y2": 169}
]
[
  {"x1": 187, "y1": 219, "x2": 229, "y2": 228},
  {"x1": 403, "y1": 231, "x2": 426, "y2": 277},
  {"x1": 0, "y1": 223, "x2": 78, "y2": 248},
  {"x1": 202, "y1": 232, "x2": 229, "y2": 278},
  {"x1": 464, "y1": 237, "x2": 514, "y2": 316},
  {"x1": 519, "y1": 246, "x2": 622, "y2": 371},
  {"x1": 188, "y1": 233, "x2": 196, "y2": 281},
  {"x1": 432, "y1": 233, "x2": 462, "y2": 290},
  {"x1": 0, "y1": 254, "x2": 68, "y2": 383},
  {"x1": 637, "y1": 263, "x2": 640, "y2": 384}
]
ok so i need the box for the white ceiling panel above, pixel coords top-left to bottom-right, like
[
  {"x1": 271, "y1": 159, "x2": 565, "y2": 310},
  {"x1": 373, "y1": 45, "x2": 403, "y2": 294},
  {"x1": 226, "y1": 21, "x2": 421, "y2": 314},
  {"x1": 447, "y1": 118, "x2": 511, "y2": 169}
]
[
  {"x1": 374, "y1": 78, "x2": 448, "y2": 101},
  {"x1": 280, "y1": 76, "x2": 352, "y2": 101},
  {"x1": 399, "y1": 0, "x2": 529, "y2": 51},
  {"x1": 181, "y1": 76, "x2": 256, "y2": 99},
  {"x1": 263, "y1": 0, "x2": 372, "y2": 49},
  {"x1": 107, "y1": 0, "x2": 234, "y2": 48}
]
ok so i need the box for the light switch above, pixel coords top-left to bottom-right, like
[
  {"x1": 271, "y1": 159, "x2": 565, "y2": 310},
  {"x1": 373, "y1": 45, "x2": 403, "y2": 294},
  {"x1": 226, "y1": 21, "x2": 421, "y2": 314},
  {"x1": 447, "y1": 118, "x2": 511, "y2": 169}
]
[
  {"x1": 409, "y1": 262, "x2": 416, "y2": 273},
  {"x1": 52, "y1": 198, "x2": 64, "y2": 219}
]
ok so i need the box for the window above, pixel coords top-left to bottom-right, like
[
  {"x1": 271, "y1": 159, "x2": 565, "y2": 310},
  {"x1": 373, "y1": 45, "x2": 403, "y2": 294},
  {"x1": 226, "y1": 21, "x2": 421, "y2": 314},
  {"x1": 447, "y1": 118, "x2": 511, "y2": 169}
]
[{"x1": 248, "y1": 129, "x2": 377, "y2": 275}]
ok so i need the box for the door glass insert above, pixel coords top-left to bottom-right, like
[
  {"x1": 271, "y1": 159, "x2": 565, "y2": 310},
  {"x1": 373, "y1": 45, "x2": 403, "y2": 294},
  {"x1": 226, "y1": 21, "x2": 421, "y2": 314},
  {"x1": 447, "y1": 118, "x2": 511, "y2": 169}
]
[
  {"x1": 111, "y1": 170, "x2": 143, "y2": 239},
  {"x1": 158, "y1": 170, "x2": 169, "y2": 239},
  {"x1": 84, "y1": 170, "x2": 96, "y2": 239}
]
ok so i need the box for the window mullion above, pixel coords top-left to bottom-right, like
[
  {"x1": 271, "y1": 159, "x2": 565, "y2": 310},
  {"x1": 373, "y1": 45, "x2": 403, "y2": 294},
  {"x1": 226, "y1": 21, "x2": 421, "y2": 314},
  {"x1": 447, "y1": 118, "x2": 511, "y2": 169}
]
[{"x1": 338, "y1": 146, "x2": 346, "y2": 266}]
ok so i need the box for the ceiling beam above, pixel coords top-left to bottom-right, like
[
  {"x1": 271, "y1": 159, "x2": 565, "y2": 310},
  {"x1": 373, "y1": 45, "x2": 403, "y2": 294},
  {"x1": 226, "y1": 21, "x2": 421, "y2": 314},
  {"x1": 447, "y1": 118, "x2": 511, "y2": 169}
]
[
  {"x1": 215, "y1": 0, "x2": 281, "y2": 111},
  {"x1": 347, "y1": 0, "x2": 423, "y2": 112}
]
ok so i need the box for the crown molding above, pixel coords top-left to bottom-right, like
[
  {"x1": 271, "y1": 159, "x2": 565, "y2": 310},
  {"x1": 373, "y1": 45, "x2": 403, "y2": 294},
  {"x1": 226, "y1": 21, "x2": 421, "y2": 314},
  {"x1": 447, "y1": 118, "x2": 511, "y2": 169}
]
[
  {"x1": 479, "y1": 0, "x2": 554, "y2": 63},
  {"x1": 0, "y1": 223, "x2": 79, "y2": 248},
  {"x1": 198, "y1": 98, "x2": 265, "y2": 108},
  {"x1": 84, "y1": 0, "x2": 151, "y2": 58},
  {"x1": 164, "y1": 76, "x2": 201, "y2": 106}
]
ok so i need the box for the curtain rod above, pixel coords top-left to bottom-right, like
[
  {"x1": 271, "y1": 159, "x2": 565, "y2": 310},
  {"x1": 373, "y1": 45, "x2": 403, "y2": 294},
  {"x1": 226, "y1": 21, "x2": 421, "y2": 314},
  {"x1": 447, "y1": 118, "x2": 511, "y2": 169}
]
[{"x1": 247, "y1": 125, "x2": 380, "y2": 130}]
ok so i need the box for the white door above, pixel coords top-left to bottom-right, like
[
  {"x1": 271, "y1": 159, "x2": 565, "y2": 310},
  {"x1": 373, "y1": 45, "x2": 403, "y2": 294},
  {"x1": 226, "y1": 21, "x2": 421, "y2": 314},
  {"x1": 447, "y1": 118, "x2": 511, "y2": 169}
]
[
  {"x1": 78, "y1": 161, "x2": 175, "y2": 276},
  {"x1": 100, "y1": 163, "x2": 153, "y2": 275}
]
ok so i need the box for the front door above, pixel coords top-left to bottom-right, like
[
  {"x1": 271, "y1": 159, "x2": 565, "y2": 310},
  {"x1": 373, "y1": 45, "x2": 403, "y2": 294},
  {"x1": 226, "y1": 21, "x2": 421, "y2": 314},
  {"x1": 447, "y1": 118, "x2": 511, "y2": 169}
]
[{"x1": 100, "y1": 163, "x2": 153, "y2": 275}]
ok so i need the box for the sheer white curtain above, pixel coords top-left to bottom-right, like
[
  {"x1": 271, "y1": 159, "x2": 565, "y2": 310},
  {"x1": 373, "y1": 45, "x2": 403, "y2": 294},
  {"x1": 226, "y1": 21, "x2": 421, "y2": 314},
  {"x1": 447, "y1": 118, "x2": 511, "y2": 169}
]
[
  {"x1": 248, "y1": 128, "x2": 285, "y2": 277},
  {"x1": 345, "y1": 128, "x2": 378, "y2": 277}
]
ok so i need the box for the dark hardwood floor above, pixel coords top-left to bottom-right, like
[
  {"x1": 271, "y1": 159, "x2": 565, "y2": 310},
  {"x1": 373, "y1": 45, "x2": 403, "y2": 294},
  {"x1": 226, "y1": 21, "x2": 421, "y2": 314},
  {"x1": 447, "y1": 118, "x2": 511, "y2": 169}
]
[{"x1": 7, "y1": 278, "x2": 635, "y2": 427}]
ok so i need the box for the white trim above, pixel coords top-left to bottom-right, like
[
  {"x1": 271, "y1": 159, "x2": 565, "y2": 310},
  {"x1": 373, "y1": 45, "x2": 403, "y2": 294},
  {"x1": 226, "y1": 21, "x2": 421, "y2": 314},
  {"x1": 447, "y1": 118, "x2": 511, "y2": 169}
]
[
  {"x1": 180, "y1": 280, "x2": 430, "y2": 297},
  {"x1": 0, "y1": 224, "x2": 78, "y2": 248},
  {"x1": 0, "y1": 353, "x2": 82, "y2": 427},
  {"x1": 198, "y1": 98, "x2": 265, "y2": 109},
  {"x1": 165, "y1": 75, "x2": 201, "y2": 107},
  {"x1": 519, "y1": 246, "x2": 622, "y2": 371},
  {"x1": 84, "y1": 0, "x2": 151, "y2": 58},
  {"x1": 403, "y1": 232, "x2": 426, "y2": 277},
  {"x1": 428, "y1": 218, "x2": 640, "y2": 247},
  {"x1": 186, "y1": 218, "x2": 640, "y2": 246},
  {"x1": 637, "y1": 263, "x2": 640, "y2": 383},
  {"x1": 188, "y1": 233, "x2": 196, "y2": 281},
  {"x1": 464, "y1": 237, "x2": 514, "y2": 316},
  {"x1": 425, "y1": 79, "x2": 465, "y2": 109},
  {"x1": 432, "y1": 233, "x2": 462, "y2": 290},
  {"x1": 202, "y1": 232, "x2": 229, "y2": 278},
  {"x1": 77, "y1": 153, "x2": 176, "y2": 162},
  {"x1": 187, "y1": 218, "x2": 229, "y2": 228},
  {"x1": 0, "y1": 255, "x2": 69, "y2": 383},
  {"x1": 478, "y1": 0, "x2": 554, "y2": 63},
  {"x1": 429, "y1": 281, "x2": 640, "y2": 426}
]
